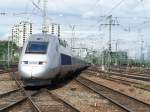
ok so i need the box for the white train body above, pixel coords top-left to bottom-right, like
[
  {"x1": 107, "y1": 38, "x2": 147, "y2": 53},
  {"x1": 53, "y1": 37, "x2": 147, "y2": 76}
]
[{"x1": 18, "y1": 33, "x2": 86, "y2": 86}]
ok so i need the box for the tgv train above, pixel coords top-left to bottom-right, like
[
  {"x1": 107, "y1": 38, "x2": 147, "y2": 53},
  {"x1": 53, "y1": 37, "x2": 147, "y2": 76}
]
[{"x1": 18, "y1": 33, "x2": 87, "y2": 86}]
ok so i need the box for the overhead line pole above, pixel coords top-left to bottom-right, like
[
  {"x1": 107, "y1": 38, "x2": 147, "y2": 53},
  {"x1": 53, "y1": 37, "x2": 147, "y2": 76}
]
[
  {"x1": 101, "y1": 15, "x2": 119, "y2": 71},
  {"x1": 42, "y1": 0, "x2": 48, "y2": 33},
  {"x1": 69, "y1": 25, "x2": 75, "y2": 49},
  {"x1": 140, "y1": 39, "x2": 144, "y2": 68},
  {"x1": 109, "y1": 15, "x2": 112, "y2": 52}
]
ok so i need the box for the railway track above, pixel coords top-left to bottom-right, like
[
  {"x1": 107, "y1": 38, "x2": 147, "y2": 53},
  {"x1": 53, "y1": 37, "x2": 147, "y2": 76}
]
[
  {"x1": 0, "y1": 88, "x2": 39, "y2": 111},
  {"x1": 0, "y1": 71, "x2": 80, "y2": 112},
  {"x1": 3, "y1": 88, "x2": 79, "y2": 112},
  {"x1": 107, "y1": 76, "x2": 150, "y2": 91},
  {"x1": 129, "y1": 72, "x2": 150, "y2": 78},
  {"x1": 109, "y1": 71, "x2": 150, "y2": 82},
  {"x1": 110, "y1": 67, "x2": 150, "y2": 78},
  {"x1": 76, "y1": 76, "x2": 150, "y2": 112},
  {"x1": 34, "y1": 89, "x2": 80, "y2": 112},
  {"x1": 85, "y1": 70, "x2": 150, "y2": 91},
  {"x1": 0, "y1": 71, "x2": 41, "y2": 112},
  {"x1": 0, "y1": 70, "x2": 9, "y2": 74},
  {"x1": 0, "y1": 68, "x2": 17, "y2": 74},
  {"x1": 47, "y1": 91, "x2": 80, "y2": 112},
  {"x1": 88, "y1": 68, "x2": 150, "y2": 82}
]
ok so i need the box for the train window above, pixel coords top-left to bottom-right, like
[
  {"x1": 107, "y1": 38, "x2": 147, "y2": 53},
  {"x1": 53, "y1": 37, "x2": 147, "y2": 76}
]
[{"x1": 25, "y1": 41, "x2": 48, "y2": 54}]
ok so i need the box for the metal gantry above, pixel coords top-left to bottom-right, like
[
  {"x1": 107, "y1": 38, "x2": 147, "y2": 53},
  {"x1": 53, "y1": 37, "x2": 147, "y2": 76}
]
[{"x1": 101, "y1": 15, "x2": 119, "y2": 71}]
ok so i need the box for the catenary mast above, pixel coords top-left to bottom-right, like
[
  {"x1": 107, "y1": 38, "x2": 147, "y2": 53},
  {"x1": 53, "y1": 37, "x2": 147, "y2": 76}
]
[{"x1": 42, "y1": 0, "x2": 48, "y2": 33}]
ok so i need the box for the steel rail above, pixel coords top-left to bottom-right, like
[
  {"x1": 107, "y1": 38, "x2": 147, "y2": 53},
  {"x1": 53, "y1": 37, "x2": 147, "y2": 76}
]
[
  {"x1": 47, "y1": 89, "x2": 80, "y2": 112},
  {"x1": 9, "y1": 71, "x2": 42, "y2": 112},
  {"x1": 76, "y1": 76, "x2": 150, "y2": 112},
  {"x1": 129, "y1": 72, "x2": 150, "y2": 78},
  {"x1": 85, "y1": 70, "x2": 150, "y2": 91},
  {"x1": 108, "y1": 71, "x2": 150, "y2": 81},
  {"x1": 88, "y1": 68, "x2": 150, "y2": 82},
  {"x1": 108, "y1": 76, "x2": 150, "y2": 91},
  {"x1": 0, "y1": 91, "x2": 40, "y2": 112},
  {"x1": 0, "y1": 68, "x2": 17, "y2": 74},
  {"x1": 0, "y1": 88, "x2": 21, "y2": 97}
]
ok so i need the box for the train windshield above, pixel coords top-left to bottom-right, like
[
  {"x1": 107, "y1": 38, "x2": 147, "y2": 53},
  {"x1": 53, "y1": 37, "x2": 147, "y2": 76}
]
[{"x1": 25, "y1": 41, "x2": 48, "y2": 54}]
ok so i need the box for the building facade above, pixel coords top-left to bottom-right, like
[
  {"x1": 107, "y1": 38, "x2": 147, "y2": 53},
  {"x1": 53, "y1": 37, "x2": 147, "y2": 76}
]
[
  {"x1": 12, "y1": 21, "x2": 32, "y2": 47},
  {"x1": 48, "y1": 23, "x2": 60, "y2": 37}
]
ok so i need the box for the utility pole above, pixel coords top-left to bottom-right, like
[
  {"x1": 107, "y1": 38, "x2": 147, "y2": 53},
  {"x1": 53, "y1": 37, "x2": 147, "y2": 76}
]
[
  {"x1": 101, "y1": 15, "x2": 119, "y2": 71},
  {"x1": 115, "y1": 39, "x2": 121, "y2": 66},
  {"x1": 138, "y1": 28, "x2": 144, "y2": 71},
  {"x1": 7, "y1": 38, "x2": 10, "y2": 68},
  {"x1": 101, "y1": 47, "x2": 105, "y2": 71},
  {"x1": 69, "y1": 25, "x2": 75, "y2": 50},
  {"x1": 140, "y1": 39, "x2": 144, "y2": 68},
  {"x1": 115, "y1": 40, "x2": 119, "y2": 52},
  {"x1": 115, "y1": 40, "x2": 118, "y2": 66},
  {"x1": 42, "y1": 0, "x2": 48, "y2": 33}
]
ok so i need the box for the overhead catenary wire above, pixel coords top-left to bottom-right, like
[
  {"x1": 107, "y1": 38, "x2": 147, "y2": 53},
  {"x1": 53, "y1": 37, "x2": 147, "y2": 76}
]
[
  {"x1": 1, "y1": 0, "x2": 150, "y2": 39},
  {"x1": 83, "y1": 0, "x2": 126, "y2": 31},
  {"x1": 83, "y1": 0, "x2": 102, "y2": 14},
  {"x1": 97, "y1": 0, "x2": 125, "y2": 24},
  {"x1": 1, "y1": 0, "x2": 148, "y2": 33},
  {"x1": 94, "y1": 0, "x2": 147, "y2": 31}
]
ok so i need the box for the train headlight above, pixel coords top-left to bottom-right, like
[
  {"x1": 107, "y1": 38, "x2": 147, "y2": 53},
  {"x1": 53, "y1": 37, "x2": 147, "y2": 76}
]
[
  {"x1": 21, "y1": 61, "x2": 28, "y2": 64},
  {"x1": 39, "y1": 61, "x2": 47, "y2": 65}
]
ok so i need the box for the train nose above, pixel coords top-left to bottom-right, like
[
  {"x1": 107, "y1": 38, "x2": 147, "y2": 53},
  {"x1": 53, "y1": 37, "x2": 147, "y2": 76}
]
[
  {"x1": 19, "y1": 65, "x2": 46, "y2": 79},
  {"x1": 31, "y1": 66, "x2": 46, "y2": 78},
  {"x1": 19, "y1": 66, "x2": 32, "y2": 79}
]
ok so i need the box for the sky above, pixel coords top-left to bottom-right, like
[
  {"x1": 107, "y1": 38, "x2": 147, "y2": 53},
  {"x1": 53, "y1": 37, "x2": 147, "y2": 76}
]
[{"x1": 0, "y1": 0, "x2": 150, "y2": 58}]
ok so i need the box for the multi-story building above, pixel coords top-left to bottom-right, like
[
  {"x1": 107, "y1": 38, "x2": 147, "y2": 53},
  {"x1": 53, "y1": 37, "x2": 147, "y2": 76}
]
[
  {"x1": 48, "y1": 23, "x2": 60, "y2": 37},
  {"x1": 12, "y1": 21, "x2": 32, "y2": 47}
]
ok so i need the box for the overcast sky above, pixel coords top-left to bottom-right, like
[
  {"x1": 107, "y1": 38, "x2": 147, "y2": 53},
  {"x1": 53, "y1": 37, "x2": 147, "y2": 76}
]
[{"x1": 0, "y1": 0, "x2": 150, "y2": 58}]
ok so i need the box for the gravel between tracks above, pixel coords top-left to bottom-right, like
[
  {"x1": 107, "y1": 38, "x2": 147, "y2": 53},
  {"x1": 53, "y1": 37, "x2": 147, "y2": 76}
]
[
  {"x1": 81, "y1": 72, "x2": 150, "y2": 104},
  {"x1": 0, "y1": 81, "x2": 18, "y2": 94},
  {"x1": 8, "y1": 100, "x2": 35, "y2": 112},
  {"x1": 0, "y1": 73, "x2": 13, "y2": 80},
  {"x1": 0, "y1": 71, "x2": 19, "y2": 94},
  {"x1": 31, "y1": 90, "x2": 74, "y2": 112},
  {"x1": 52, "y1": 80, "x2": 126, "y2": 112}
]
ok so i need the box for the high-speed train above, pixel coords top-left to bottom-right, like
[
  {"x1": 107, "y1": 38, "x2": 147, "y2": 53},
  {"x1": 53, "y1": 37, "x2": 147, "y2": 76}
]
[{"x1": 18, "y1": 33, "x2": 87, "y2": 86}]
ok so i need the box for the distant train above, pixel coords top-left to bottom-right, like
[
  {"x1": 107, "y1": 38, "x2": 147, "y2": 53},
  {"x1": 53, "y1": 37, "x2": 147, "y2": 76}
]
[{"x1": 18, "y1": 33, "x2": 87, "y2": 86}]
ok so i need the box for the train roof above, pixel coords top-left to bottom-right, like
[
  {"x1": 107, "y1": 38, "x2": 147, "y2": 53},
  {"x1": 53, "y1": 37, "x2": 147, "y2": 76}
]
[
  {"x1": 28, "y1": 33, "x2": 58, "y2": 42},
  {"x1": 27, "y1": 33, "x2": 69, "y2": 47}
]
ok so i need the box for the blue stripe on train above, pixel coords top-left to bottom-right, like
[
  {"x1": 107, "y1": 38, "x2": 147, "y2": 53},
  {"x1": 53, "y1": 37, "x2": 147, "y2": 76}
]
[{"x1": 61, "y1": 53, "x2": 72, "y2": 65}]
